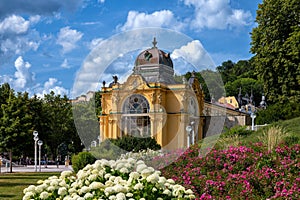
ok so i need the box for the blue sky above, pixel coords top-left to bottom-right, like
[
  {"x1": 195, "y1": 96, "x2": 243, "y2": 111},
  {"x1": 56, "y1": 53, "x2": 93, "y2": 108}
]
[{"x1": 0, "y1": 0, "x2": 262, "y2": 98}]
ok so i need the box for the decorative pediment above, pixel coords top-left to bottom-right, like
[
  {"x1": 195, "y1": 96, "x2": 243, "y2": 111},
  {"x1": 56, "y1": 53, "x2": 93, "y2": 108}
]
[{"x1": 121, "y1": 74, "x2": 149, "y2": 90}]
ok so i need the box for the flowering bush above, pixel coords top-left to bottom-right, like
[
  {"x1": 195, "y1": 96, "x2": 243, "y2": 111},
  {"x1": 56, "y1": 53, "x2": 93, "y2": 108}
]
[
  {"x1": 161, "y1": 143, "x2": 300, "y2": 199},
  {"x1": 23, "y1": 158, "x2": 195, "y2": 200}
]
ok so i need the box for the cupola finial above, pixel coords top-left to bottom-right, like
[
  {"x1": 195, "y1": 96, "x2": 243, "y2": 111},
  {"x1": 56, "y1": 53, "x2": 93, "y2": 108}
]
[{"x1": 152, "y1": 37, "x2": 157, "y2": 48}]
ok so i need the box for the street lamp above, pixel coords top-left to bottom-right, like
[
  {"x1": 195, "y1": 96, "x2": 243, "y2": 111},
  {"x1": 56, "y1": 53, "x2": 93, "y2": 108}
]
[
  {"x1": 38, "y1": 140, "x2": 43, "y2": 172},
  {"x1": 186, "y1": 125, "x2": 192, "y2": 148},
  {"x1": 186, "y1": 121, "x2": 195, "y2": 148},
  {"x1": 251, "y1": 112, "x2": 256, "y2": 131},
  {"x1": 33, "y1": 131, "x2": 39, "y2": 172}
]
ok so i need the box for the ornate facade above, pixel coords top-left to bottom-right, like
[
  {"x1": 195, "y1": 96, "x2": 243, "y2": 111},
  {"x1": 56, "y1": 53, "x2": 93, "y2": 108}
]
[{"x1": 99, "y1": 39, "x2": 205, "y2": 150}]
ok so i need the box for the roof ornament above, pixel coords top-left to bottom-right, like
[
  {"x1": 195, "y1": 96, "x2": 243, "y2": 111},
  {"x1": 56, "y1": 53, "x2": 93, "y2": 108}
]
[{"x1": 152, "y1": 37, "x2": 157, "y2": 48}]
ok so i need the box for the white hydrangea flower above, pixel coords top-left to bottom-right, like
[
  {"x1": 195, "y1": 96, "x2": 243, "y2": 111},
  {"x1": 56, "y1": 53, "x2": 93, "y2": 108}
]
[
  {"x1": 22, "y1": 191, "x2": 34, "y2": 200},
  {"x1": 24, "y1": 185, "x2": 36, "y2": 193},
  {"x1": 163, "y1": 189, "x2": 172, "y2": 196},
  {"x1": 133, "y1": 183, "x2": 144, "y2": 190},
  {"x1": 114, "y1": 184, "x2": 127, "y2": 193},
  {"x1": 89, "y1": 182, "x2": 104, "y2": 190},
  {"x1": 146, "y1": 173, "x2": 159, "y2": 183},
  {"x1": 104, "y1": 186, "x2": 115, "y2": 195},
  {"x1": 37, "y1": 180, "x2": 44, "y2": 184},
  {"x1": 105, "y1": 180, "x2": 114, "y2": 187},
  {"x1": 68, "y1": 187, "x2": 77, "y2": 194},
  {"x1": 109, "y1": 160, "x2": 116, "y2": 168},
  {"x1": 39, "y1": 191, "x2": 49, "y2": 199},
  {"x1": 59, "y1": 180, "x2": 68, "y2": 188},
  {"x1": 77, "y1": 171, "x2": 86, "y2": 180},
  {"x1": 47, "y1": 185, "x2": 56, "y2": 192},
  {"x1": 167, "y1": 178, "x2": 175, "y2": 184},
  {"x1": 50, "y1": 179, "x2": 60, "y2": 187},
  {"x1": 115, "y1": 162, "x2": 125, "y2": 170},
  {"x1": 35, "y1": 185, "x2": 44, "y2": 193},
  {"x1": 84, "y1": 192, "x2": 93, "y2": 199},
  {"x1": 129, "y1": 172, "x2": 140, "y2": 179},
  {"x1": 116, "y1": 192, "x2": 126, "y2": 200},
  {"x1": 126, "y1": 192, "x2": 133, "y2": 197},
  {"x1": 185, "y1": 189, "x2": 193, "y2": 195},
  {"x1": 84, "y1": 179, "x2": 90, "y2": 186},
  {"x1": 136, "y1": 160, "x2": 145, "y2": 165},
  {"x1": 120, "y1": 167, "x2": 129, "y2": 174},
  {"x1": 140, "y1": 198, "x2": 146, "y2": 200},
  {"x1": 141, "y1": 167, "x2": 155, "y2": 177},
  {"x1": 109, "y1": 195, "x2": 117, "y2": 200},
  {"x1": 79, "y1": 185, "x2": 90, "y2": 195},
  {"x1": 136, "y1": 164, "x2": 148, "y2": 173},
  {"x1": 61, "y1": 170, "x2": 73, "y2": 179},
  {"x1": 100, "y1": 159, "x2": 110, "y2": 167},
  {"x1": 58, "y1": 187, "x2": 67, "y2": 196},
  {"x1": 105, "y1": 173, "x2": 112, "y2": 180}
]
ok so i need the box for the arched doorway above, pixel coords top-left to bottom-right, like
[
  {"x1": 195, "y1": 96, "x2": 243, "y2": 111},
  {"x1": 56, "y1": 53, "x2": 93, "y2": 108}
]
[{"x1": 121, "y1": 94, "x2": 151, "y2": 137}]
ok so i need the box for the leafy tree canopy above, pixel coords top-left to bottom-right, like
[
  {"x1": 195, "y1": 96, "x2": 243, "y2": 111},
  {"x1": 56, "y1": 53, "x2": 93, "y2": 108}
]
[{"x1": 251, "y1": 0, "x2": 300, "y2": 103}]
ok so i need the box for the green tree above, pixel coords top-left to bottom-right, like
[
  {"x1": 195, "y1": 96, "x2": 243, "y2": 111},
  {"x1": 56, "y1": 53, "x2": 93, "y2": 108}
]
[
  {"x1": 225, "y1": 78, "x2": 263, "y2": 106},
  {"x1": 41, "y1": 91, "x2": 81, "y2": 161},
  {"x1": 216, "y1": 60, "x2": 235, "y2": 84},
  {"x1": 250, "y1": 0, "x2": 300, "y2": 103},
  {"x1": 0, "y1": 89, "x2": 33, "y2": 172}
]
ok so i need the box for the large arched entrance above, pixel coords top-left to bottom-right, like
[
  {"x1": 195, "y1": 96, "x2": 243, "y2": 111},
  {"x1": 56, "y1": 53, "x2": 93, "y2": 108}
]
[{"x1": 121, "y1": 94, "x2": 151, "y2": 137}]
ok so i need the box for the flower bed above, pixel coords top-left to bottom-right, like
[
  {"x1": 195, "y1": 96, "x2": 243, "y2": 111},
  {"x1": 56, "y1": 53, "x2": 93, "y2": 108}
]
[
  {"x1": 23, "y1": 158, "x2": 195, "y2": 200},
  {"x1": 161, "y1": 143, "x2": 300, "y2": 199}
]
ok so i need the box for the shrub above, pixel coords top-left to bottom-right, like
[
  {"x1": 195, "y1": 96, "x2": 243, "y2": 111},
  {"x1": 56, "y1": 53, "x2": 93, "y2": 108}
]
[
  {"x1": 256, "y1": 101, "x2": 300, "y2": 124},
  {"x1": 71, "y1": 151, "x2": 96, "y2": 173},
  {"x1": 90, "y1": 139, "x2": 126, "y2": 160},
  {"x1": 221, "y1": 125, "x2": 252, "y2": 138},
  {"x1": 109, "y1": 135, "x2": 161, "y2": 152}
]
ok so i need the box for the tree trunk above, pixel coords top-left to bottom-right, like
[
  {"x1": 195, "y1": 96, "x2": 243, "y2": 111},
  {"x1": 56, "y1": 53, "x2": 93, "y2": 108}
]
[{"x1": 9, "y1": 149, "x2": 13, "y2": 173}]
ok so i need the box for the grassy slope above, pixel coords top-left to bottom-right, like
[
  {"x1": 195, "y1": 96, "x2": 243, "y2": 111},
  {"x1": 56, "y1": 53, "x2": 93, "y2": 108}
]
[
  {"x1": 197, "y1": 117, "x2": 300, "y2": 150},
  {"x1": 0, "y1": 172, "x2": 60, "y2": 200},
  {"x1": 242, "y1": 116, "x2": 300, "y2": 145}
]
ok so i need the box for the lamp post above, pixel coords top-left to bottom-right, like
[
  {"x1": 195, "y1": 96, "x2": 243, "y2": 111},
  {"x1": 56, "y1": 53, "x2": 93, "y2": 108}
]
[
  {"x1": 186, "y1": 121, "x2": 195, "y2": 148},
  {"x1": 38, "y1": 140, "x2": 43, "y2": 172},
  {"x1": 186, "y1": 125, "x2": 191, "y2": 148},
  {"x1": 33, "y1": 131, "x2": 39, "y2": 172},
  {"x1": 251, "y1": 112, "x2": 256, "y2": 131},
  {"x1": 97, "y1": 135, "x2": 101, "y2": 145}
]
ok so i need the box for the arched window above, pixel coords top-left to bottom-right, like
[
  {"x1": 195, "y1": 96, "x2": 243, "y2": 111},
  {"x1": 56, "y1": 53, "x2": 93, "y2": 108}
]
[
  {"x1": 121, "y1": 94, "x2": 150, "y2": 137},
  {"x1": 122, "y1": 94, "x2": 149, "y2": 114}
]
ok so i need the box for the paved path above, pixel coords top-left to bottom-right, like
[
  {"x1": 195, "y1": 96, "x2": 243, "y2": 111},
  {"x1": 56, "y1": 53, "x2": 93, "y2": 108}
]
[{"x1": 0, "y1": 165, "x2": 73, "y2": 173}]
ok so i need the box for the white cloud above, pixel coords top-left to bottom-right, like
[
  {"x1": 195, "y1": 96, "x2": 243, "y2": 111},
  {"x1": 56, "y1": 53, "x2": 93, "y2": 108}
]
[
  {"x1": 171, "y1": 40, "x2": 215, "y2": 73},
  {"x1": 0, "y1": 15, "x2": 30, "y2": 34},
  {"x1": 0, "y1": 56, "x2": 35, "y2": 90},
  {"x1": 119, "y1": 10, "x2": 184, "y2": 31},
  {"x1": 98, "y1": 0, "x2": 105, "y2": 3},
  {"x1": 13, "y1": 56, "x2": 35, "y2": 89},
  {"x1": 57, "y1": 26, "x2": 83, "y2": 53},
  {"x1": 61, "y1": 58, "x2": 70, "y2": 68},
  {"x1": 0, "y1": 15, "x2": 40, "y2": 63},
  {"x1": 182, "y1": 0, "x2": 252, "y2": 30},
  {"x1": 29, "y1": 15, "x2": 41, "y2": 24},
  {"x1": 35, "y1": 78, "x2": 69, "y2": 98}
]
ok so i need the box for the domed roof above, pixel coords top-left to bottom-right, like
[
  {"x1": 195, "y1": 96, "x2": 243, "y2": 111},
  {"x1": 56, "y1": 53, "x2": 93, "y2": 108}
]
[{"x1": 134, "y1": 38, "x2": 173, "y2": 68}]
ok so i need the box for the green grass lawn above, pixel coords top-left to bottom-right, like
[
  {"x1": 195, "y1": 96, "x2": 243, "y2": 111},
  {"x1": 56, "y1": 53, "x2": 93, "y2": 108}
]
[{"x1": 0, "y1": 172, "x2": 60, "y2": 200}]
